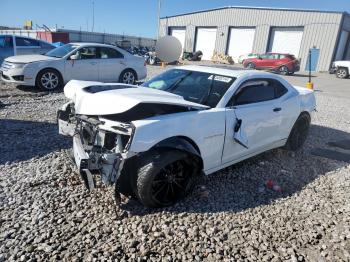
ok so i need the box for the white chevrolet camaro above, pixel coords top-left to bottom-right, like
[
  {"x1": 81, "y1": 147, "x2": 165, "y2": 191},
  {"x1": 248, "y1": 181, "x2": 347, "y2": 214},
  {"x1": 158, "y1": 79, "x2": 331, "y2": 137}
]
[
  {"x1": 58, "y1": 65, "x2": 316, "y2": 207},
  {"x1": 0, "y1": 43, "x2": 147, "y2": 91}
]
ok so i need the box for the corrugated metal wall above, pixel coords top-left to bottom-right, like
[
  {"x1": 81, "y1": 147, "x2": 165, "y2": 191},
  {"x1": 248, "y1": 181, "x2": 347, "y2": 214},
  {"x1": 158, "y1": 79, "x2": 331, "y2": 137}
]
[
  {"x1": 0, "y1": 29, "x2": 42, "y2": 39},
  {"x1": 57, "y1": 29, "x2": 156, "y2": 48},
  {"x1": 160, "y1": 7, "x2": 343, "y2": 71},
  {"x1": 0, "y1": 29, "x2": 156, "y2": 48}
]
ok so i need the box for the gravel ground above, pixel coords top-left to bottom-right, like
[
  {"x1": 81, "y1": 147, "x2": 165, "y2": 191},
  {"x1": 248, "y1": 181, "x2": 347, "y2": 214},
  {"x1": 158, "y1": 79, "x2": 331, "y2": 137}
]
[{"x1": 0, "y1": 65, "x2": 350, "y2": 261}]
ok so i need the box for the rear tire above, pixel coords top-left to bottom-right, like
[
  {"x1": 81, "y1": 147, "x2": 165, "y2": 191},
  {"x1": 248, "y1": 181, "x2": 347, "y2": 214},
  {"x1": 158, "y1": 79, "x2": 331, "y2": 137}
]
[
  {"x1": 284, "y1": 113, "x2": 311, "y2": 151},
  {"x1": 336, "y1": 67, "x2": 349, "y2": 79},
  {"x1": 119, "y1": 69, "x2": 137, "y2": 84},
  {"x1": 36, "y1": 69, "x2": 63, "y2": 91},
  {"x1": 135, "y1": 150, "x2": 197, "y2": 208}
]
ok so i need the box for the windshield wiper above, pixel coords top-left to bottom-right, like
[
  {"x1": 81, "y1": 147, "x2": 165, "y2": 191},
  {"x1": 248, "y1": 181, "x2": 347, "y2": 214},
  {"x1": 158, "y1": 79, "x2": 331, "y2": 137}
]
[{"x1": 166, "y1": 72, "x2": 192, "y2": 92}]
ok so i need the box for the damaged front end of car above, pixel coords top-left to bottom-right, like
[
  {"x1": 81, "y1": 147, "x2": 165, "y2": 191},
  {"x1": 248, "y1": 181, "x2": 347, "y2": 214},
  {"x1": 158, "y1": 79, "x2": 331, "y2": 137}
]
[{"x1": 57, "y1": 101, "x2": 136, "y2": 192}]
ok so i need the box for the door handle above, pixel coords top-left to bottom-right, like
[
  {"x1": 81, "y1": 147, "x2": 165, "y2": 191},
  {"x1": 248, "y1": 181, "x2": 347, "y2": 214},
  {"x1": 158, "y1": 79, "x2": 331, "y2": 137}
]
[{"x1": 273, "y1": 107, "x2": 282, "y2": 112}]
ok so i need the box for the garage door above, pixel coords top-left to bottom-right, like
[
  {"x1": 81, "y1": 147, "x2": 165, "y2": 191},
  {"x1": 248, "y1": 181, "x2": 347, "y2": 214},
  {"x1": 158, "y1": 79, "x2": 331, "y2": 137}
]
[
  {"x1": 170, "y1": 28, "x2": 186, "y2": 52},
  {"x1": 268, "y1": 28, "x2": 303, "y2": 57},
  {"x1": 195, "y1": 28, "x2": 217, "y2": 60},
  {"x1": 335, "y1": 30, "x2": 349, "y2": 60},
  {"x1": 227, "y1": 28, "x2": 255, "y2": 62}
]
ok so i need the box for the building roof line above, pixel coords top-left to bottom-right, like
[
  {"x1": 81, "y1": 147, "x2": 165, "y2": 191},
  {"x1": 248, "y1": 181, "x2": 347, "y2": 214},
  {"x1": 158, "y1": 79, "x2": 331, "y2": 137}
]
[{"x1": 160, "y1": 6, "x2": 349, "y2": 19}]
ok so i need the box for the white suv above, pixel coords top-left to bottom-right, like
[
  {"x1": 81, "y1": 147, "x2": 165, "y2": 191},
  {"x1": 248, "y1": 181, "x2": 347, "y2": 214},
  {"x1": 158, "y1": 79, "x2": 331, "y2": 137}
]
[
  {"x1": 330, "y1": 61, "x2": 350, "y2": 79},
  {"x1": 0, "y1": 43, "x2": 147, "y2": 91}
]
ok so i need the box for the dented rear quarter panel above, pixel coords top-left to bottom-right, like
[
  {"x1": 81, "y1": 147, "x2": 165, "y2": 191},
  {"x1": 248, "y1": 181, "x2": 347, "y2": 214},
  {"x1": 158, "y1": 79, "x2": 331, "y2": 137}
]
[{"x1": 129, "y1": 108, "x2": 226, "y2": 172}]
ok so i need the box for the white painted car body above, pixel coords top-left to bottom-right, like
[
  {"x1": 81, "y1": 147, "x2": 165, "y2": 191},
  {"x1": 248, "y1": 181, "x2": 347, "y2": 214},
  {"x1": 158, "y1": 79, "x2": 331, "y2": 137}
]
[
  {"x1": 333, "y1": 60, "x2": 350, "y2": 68},
  {"x1": 0, "y1": 42, "x2": 146, "y2": 86},
  {"x1": 58, "y1": 65, "x2": 316, "y2": 192}
]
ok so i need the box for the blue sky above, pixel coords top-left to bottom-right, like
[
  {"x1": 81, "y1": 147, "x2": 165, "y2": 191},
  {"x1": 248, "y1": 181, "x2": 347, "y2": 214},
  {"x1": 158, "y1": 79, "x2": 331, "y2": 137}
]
[{"x1": 1, "y1": 0, "x2": 350, "y2": 38}]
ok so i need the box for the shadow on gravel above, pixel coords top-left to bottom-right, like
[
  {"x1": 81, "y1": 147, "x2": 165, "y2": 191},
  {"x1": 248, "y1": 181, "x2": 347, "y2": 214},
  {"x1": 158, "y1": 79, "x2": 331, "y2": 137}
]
[
  {"x1": 0, "y1": 119, "x2": 71, "y2": 165},
  {"x1": 121, "y1": 124, "x2": 350, "y2": 215}
]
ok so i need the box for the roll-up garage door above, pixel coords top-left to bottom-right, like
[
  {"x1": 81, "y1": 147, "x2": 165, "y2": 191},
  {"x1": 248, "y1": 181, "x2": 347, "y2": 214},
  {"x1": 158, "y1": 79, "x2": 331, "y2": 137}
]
[
  {"x1": 195, "y1": 28, "x2": 217, "y2": 60},
  {"x1": 227, "y1": 28, "x2": 255, "y2": 62},
  {"x1": 170, "y1": 28, "x2": 186, "y2": 52},
  {"x1": 268, "y1": 28, "x2": 303, "y2": 57},
  {"x1": 335, "y1": 30, "x2": 349, "y2": 60}
]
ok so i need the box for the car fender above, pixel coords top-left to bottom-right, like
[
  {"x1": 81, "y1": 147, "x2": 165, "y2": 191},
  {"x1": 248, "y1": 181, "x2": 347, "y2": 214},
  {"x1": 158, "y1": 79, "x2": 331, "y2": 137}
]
[
  {"x1": 129, "y1": 109, "x2": 226, "y2": 171},
  {"x1": 334, "y1": 61, "x2": 350, "y2": 69},
  {"x1": 153, "y1": 136, "x2": 203, "y2": 170},
  {"x1": 26, "y1": 60, "x2": 65, "y2": 82}
]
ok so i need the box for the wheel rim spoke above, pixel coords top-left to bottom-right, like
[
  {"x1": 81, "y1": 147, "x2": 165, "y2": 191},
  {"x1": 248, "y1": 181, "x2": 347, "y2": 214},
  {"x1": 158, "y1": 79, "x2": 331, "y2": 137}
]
[{"x1": 151, "y1": 160, "x2": 188, "y2": 205}]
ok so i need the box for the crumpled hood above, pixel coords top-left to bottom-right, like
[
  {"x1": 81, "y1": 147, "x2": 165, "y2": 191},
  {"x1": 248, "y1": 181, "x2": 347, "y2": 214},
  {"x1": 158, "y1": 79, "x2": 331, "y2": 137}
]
[
  {"x1": 64, "y1": 80, "x2": 209, "y2": 115},
  {"x1": 5, "y1": 54, "x2": 58, "y2": 63}
]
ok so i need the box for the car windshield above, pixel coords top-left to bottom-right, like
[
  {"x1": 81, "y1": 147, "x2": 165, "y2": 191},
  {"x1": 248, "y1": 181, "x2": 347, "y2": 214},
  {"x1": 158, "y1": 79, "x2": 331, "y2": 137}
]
[
  {"x1": 142, "y1": 69, "x2": 235, "y2": 107},
  {"x1": 44, "y1": 44, "x2": 79, "y2": 58}
]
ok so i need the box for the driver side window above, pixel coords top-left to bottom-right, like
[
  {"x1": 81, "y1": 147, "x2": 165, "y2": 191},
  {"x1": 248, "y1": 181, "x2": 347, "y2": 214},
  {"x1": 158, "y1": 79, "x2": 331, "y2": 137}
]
[
  {"x1": 229, "y1": 80, "x2": 276, "y2": 106},
  {"x1": 74, "y1": 47, "x2": 98, "y2": 59}
]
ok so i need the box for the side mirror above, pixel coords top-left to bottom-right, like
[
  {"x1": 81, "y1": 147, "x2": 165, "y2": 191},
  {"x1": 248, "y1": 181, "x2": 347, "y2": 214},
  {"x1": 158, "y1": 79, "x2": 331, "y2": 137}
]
[{"x1": 70, "y1": 54, "x2": 79, "y2": 60}]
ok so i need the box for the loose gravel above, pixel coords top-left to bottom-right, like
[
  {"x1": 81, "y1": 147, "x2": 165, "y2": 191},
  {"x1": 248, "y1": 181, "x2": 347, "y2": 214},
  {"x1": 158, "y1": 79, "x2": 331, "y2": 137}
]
[{"x1": 0, "y1": 65, "x2": 350, "y2": 261}]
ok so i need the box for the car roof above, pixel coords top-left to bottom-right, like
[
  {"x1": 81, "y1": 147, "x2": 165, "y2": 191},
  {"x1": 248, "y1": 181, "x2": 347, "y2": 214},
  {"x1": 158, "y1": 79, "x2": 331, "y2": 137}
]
[{"x1": 173, "y1": 65, "x2": 276, "y2": 79}]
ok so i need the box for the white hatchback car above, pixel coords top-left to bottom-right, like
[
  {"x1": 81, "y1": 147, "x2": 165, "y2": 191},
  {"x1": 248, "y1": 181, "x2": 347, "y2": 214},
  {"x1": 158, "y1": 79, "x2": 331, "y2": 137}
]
[
  {"x1": 0, "y1": 43, "x2": 147, "y2": 91},
  {"x1": 58, "y1": 65, "x2": 316, "y2": 208}
]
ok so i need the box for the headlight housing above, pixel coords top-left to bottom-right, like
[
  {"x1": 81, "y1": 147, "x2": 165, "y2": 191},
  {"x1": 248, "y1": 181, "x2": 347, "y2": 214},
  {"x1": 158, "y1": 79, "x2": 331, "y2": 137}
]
[{"x1": 12, "y1": 63, "x2": 27, "y2": 69}]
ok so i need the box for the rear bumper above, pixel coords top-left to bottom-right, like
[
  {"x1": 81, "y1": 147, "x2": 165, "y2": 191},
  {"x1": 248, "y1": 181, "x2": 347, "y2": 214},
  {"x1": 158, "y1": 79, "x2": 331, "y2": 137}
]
[{"x1": 293, "y1": 64, "x2": 300, "y2": 72}]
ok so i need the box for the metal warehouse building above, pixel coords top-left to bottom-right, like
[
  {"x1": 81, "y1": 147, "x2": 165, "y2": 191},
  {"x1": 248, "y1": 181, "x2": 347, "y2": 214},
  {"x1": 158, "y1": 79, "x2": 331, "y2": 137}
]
[{"x1": 159, "y1": 6, "x2": 350, "y2": 71}]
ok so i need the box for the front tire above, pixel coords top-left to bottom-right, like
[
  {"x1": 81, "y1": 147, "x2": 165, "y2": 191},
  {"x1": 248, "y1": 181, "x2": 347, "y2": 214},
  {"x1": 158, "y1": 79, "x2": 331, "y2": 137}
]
[
  {"x1": 336, "y1": 67, "x2": 349, "y2": 79},
  {"x1": 135, "y1": 150, "x2": 196, "y2": 208},
  {"x1": 278, "y1": 65, "x2": 289, "y2": 75},
  {"x1": 36, "y1": 69, "x2": 63, "y2": 91},
  {"x1": 119, "y1": 69, "x2": 137, "y2": 84},
  {"x1": 246, "y1": 62, "x2": 255, "y2": 69},
  {"x1": 284, "y1": 113, "x2": 311, "y2": 151}
]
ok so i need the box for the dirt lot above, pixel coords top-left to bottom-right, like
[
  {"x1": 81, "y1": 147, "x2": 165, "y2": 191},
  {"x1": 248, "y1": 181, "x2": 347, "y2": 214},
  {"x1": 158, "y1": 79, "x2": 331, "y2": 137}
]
[{"x1": 0, "y1": 64, "x2": 350, "y2": 261}]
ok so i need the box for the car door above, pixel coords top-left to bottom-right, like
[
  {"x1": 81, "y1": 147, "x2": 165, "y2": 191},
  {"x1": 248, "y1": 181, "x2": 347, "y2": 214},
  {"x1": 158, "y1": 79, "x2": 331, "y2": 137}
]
[
  {"x1": 222, "y1": 79, "x2": 283, "y2": 164},
  {"x1": 98, "y1": 47, "x2": 126, "y2": 82},
  {"x1": 256, "y1": 53, "x2": 275, "y2": 69},
  {"x1": 15, "y1": 36, "x2": 42, "y2": 55},
  {"x1": 64, "y1": 46, "x2": 100, "y2": 81},
  {"x1": 0, "y1": 36, "x2": 14, "y2": 63}
]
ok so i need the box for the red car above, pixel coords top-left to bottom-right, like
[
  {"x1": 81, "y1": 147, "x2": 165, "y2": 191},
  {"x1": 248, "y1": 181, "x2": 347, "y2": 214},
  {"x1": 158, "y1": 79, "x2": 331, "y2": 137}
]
[{"x1": 243, "y1": 53, "x2": 300, "y2": 75}]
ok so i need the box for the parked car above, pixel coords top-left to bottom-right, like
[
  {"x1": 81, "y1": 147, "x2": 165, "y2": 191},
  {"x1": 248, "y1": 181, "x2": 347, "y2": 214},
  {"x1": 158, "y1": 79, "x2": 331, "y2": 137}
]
[
  {"x1": 57, "y1": 65, "x2": 316, "y2": 208},
  {"x1": 0, "y1": 43, "x2": 146, "y2": 91},
  {"x1": 243, "y1": 53, "x2": 300, "y2": 75},
  {"x1": 329, "y1": 61, "x2": 350, "y2": 79},
  {"x1": 0, "y1": 34, "x2": 55, "y2": 64},
  {"x1": 238, "y1": 53, "x2": 259, "y2": 64}
]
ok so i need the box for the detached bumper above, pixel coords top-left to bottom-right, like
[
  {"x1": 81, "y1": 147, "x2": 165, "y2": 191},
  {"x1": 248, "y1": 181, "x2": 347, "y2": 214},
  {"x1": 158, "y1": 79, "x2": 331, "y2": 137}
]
[
  {"x1": 72, "y1": 134, "x2": 123, "y2": 190},
  {"x1": 57, "y1": 106, "x2": 126, "y2": 190}
]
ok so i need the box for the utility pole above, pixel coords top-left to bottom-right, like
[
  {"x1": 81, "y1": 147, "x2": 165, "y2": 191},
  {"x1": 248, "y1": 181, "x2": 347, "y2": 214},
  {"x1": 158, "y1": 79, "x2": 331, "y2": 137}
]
[
  {"x1": 157, "y1": 0, "x2": 161, "y2": 39},
  {"x1": 92, "y1": 1, "x2": 95, "y2": 32}
]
